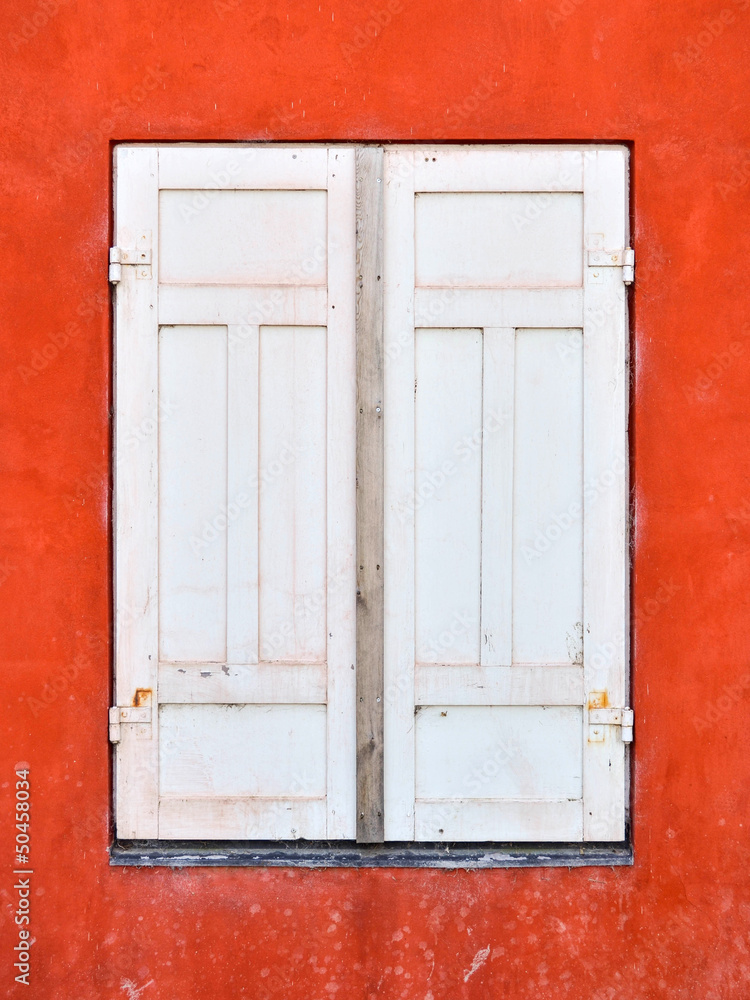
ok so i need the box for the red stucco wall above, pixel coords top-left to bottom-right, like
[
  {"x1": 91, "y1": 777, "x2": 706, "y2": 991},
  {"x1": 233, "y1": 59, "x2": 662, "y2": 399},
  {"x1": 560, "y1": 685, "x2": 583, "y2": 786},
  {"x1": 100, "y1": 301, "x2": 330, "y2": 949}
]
[{"x1": 2, "y1": 0, "x2": 750, "y2": 996}]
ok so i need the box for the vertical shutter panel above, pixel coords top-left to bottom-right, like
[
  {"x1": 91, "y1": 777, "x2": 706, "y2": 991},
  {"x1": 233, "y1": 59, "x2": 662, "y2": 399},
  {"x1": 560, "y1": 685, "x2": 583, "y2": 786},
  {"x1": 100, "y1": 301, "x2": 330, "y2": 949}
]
[
  {"x1": 113, "y1": 146, "x2": 357, "y2": 839},
  {"x1": 383, "y1": 146, "x2": 629, "y2": 842},
  {"x1": 113, "y1": 146, "x2": 160, "y2": 839},
  {"x1": 581, "y1": 149, "x2": 630, "y2": 840}
]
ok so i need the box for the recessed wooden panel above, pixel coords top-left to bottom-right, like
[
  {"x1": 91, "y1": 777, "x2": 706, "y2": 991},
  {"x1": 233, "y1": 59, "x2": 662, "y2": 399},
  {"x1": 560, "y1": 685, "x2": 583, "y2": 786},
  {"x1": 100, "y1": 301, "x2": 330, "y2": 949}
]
[
  {"x1": 415, "y1": 705, "x2": 583, "y2": 800},
  {"x1": 159, "y1": 189, "x2": 327, "y2": 285},
  {"x1": 158, "y1": 145, "x2": 329, "y2": 190},
  {"x1": 512, "y1": 329, "x2": 583, "y2": 665},
  {"x1": 415, "y1": 328, "x2": 482, "y2": 665},
  {"x1": 415, "y1": 798, "x2": 583, "y2": 842},
  {"x1": 159, "y1": 796, "x2": 327, "y2": 840},
  {"x1": 159, "y1": 704, "x2": 327, "y2": 798},
  {"x1": 158, "y1": 326, "x2": 228, "y2": 663},
  {"x1": 413, "y1": 147, "x2": 584, "y2": 192},
  {"x1": 258, "y1": 326, "x2": 327, "y2": 663},
  {"x1": 414, "y1": 192, "x2": 583, "y2": 288}
]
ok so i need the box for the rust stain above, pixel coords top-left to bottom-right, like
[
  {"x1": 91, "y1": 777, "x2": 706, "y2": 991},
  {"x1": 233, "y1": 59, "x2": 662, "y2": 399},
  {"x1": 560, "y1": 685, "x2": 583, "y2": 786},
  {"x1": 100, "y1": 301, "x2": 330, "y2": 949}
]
[
  {"x1": 133, "y1": 688, "x2": 152, "y2": 707},
  {"x1": 587, "y1": 690, "x2": 609, "y2": 710}
]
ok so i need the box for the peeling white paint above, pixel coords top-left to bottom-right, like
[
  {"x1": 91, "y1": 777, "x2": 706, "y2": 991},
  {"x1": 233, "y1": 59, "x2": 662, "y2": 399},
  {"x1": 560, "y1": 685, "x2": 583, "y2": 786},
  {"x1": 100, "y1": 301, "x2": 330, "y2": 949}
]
[
  {"x1": 120, "y1": 979, "x2": 154, "y2": 1000},
  {"x1": 463, "y1": 945, "x2": 490, "y2": 983}
]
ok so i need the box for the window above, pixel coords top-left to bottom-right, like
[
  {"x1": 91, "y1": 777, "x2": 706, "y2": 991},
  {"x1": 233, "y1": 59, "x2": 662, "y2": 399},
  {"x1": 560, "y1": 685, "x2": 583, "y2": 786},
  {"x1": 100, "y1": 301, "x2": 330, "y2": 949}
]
[{"x1": 111, "y1": 143, "x2": 630, "y2": 847}]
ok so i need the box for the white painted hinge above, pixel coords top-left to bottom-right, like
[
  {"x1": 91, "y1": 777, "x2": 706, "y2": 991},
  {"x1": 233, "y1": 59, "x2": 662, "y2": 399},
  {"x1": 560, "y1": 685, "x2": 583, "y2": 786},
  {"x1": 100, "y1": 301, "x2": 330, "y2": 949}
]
[
  {"x1": 587, "y1": 246, "x2": 635, "y2": 285},
  {"x1": 588, "y1": 702, "x2": 634, "y2": 743},
  {"x1": 108, "y1": 690, "x2": 153, "y2": 743},
  {"x1": 109, "y1": 232, "x2": 152, "y2": 283}
]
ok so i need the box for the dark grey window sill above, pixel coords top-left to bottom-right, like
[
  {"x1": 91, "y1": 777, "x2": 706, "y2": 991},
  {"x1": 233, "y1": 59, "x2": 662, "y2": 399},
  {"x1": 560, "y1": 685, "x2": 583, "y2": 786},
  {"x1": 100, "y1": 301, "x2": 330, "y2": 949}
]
[{"x1": 111, "y1": 839, "x2": 632, "y2": 869}]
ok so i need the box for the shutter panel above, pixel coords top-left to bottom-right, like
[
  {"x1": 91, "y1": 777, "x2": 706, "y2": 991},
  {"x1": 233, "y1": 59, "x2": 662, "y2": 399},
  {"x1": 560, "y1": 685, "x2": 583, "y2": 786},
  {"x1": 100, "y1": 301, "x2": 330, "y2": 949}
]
[
  {"x1": 383, "y1": 146, "x2": 629, "y2": 842},
  {"x1": 113, "y1": 146, "x2": 357, "y2": 839},
  {"x1": 114, "y1": 143, "x2": 628, "y2": 846}
]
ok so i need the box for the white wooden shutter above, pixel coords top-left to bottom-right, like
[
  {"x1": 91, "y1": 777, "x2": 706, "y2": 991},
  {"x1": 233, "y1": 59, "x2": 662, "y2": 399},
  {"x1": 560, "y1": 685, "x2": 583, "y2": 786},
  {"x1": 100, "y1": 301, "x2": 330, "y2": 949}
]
[
  {"x1": 383, "y1": 146, "x2": 630, "y2": 842},
  {"x1": 113, "y1": 145, "x2": 357, "y2": 839}
]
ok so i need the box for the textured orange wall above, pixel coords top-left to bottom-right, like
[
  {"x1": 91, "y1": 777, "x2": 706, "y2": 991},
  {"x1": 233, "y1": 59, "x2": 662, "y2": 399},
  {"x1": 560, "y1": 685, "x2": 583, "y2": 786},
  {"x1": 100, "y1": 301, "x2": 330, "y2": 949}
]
[{"x1": 2, "y1": 0, "x2": 750, "y2": 996}]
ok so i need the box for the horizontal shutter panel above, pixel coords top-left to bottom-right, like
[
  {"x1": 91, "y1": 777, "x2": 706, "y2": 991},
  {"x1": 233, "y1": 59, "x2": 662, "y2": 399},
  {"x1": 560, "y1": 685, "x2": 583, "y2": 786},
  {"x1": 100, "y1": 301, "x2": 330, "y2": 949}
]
[{"x1": 114, "y1": 146, "x2": 357, "y2": 839}]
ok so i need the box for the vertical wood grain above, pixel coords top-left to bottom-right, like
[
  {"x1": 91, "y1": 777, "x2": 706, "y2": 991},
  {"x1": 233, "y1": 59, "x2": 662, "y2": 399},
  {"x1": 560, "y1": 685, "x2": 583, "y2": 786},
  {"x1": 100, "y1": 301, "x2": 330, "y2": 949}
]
[{"x1": 355, "y1": 147, "x2": 385, "y2": 843}]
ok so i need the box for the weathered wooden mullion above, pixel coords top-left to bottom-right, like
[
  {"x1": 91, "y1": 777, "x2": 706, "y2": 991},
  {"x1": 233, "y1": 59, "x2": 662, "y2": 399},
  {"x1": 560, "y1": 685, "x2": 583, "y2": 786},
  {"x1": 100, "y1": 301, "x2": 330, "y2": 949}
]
[{"x1": 355, "y1": 147, "x2": 385, "y2": 844}]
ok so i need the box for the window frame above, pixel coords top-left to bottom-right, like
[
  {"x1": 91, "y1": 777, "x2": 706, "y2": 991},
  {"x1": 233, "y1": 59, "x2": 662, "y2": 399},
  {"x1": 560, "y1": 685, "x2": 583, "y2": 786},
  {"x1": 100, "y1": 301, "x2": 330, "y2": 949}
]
[{"x1": 110, "y1": 141, "x2": 632, "y2": 866}]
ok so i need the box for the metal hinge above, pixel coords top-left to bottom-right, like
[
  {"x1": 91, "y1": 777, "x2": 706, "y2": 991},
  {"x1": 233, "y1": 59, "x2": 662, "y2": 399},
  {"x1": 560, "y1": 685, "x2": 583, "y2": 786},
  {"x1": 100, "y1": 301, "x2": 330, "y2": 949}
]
[
  {"x1": 587, "y1": 246, "x2": 635, "y2": 285},
  {"x1": 109, "y1": 232, "x2": 152, "y2": 283},
  {"x1": 588, "y1": 700, "x2": 634, "y2": 744},
  {"x1": 108, "y1": 690, "x2": 153, "y2": 743}
]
